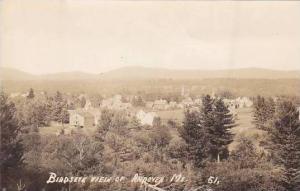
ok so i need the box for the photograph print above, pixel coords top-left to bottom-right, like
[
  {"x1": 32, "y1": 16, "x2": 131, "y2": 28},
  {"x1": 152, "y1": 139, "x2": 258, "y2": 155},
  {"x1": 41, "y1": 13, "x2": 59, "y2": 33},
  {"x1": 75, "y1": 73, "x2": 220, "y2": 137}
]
[{"x1": 0, "y1": 1, "x2": 300, "y2": 191}]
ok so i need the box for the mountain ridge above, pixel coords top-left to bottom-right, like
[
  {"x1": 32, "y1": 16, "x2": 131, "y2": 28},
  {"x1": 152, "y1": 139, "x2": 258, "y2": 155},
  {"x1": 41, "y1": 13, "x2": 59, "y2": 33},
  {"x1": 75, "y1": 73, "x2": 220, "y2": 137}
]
[{"x1": 1, "y1": 66, "x2": 300, "y2": 81}]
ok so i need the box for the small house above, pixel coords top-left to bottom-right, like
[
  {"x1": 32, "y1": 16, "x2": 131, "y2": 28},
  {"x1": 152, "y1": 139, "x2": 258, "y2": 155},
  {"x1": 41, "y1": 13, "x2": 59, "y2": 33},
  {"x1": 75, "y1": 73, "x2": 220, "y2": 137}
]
[
  {"x1": 68, "y1": 109, "x2": 100, "y2": 128},
  {"x1": 136, "y1": 110, "x2": 158, "y2": 126}
]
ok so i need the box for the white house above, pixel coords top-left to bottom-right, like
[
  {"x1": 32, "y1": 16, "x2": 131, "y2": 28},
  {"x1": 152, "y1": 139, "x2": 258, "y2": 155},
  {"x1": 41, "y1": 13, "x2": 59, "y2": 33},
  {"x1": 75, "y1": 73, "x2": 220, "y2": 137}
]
[
  {"x1": 68, "y1": 109, "x2": 101, "y2": 128},
  {"x1": 68, "y1": 110, "x2": 85, "y2": 127},
  {"x1": 136, "y1": 110, "x2": 158, "y2": 126},
  {"x1": 182, "y1": 97, "x2": 194, "y2": 107},
  {"x1": 153, "y1": 99, "x2": 168, "y2": 110},
  {"x1": 236, "y1": 97, "x2": 253, "y2": 108}
]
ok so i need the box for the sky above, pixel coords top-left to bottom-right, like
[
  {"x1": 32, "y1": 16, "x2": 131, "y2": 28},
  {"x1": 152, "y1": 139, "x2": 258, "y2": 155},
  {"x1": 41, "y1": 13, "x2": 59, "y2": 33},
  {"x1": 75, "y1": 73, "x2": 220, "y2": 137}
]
[{"x1": 0, "y1": 0, "x2": 300, "y2": 74}]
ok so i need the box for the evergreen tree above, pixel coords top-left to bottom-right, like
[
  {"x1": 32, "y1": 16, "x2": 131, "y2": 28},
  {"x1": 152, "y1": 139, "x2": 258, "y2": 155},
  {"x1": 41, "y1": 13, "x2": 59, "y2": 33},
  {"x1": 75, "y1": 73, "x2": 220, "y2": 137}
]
[
  {"x1": 54, "y1": 91, "x2": 63, "y2": 102},
  {"x1": 267, "y1": 97, "x2": 276, "y2": 119},
  {"x1": 266, "y1": 101, "x2": 300, "y2": 191},
  {"x1": 51, "y1": 91, "x2": 68, "y2": 124},
  {"x1": 253, "y1": 95, "x2": 275, "y2": 130},
  {"x1": 27, "y1": 88, "x2": 35, "y2": 99},
  {"x1": 199, "y1": 95, "x2": 216, "y2": 162},
  {"x1": 180, "y1": 95, "x2": 215, "y2": 167},
  {"x1": 180, "y1": 95, "x2": 235, "y2": 167},
  {"x1": 129, "y1": 115, "x2": 142, "y2": 130},
  {"x1": 153, "y1": 116, "x2": 162, "y2": 128},
  {"x1": 211, "y1": 98, "x2": 235, "y2": 161},
  {"x1": 0, "y1": 92, "x2": 23, "y2": 187},
  {"x1": 80, "y1": 97, "x2": 86, "y2": 108},
  {"x1": 180, "y1": 108, "x2": 208, "y2": 167},
  {"x1": 230, "y1": 137, "x2": 259, "y2": 169}
]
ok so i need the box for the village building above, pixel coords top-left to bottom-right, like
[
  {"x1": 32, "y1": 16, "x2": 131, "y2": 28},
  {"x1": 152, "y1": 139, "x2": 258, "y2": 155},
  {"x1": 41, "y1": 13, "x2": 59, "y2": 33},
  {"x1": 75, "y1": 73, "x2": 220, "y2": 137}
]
[
  {"x1": 21, "y1": 92, "x2": 29, "y2": 97},
  {"x1": 100, "y1": 94, "x2": 132, "y2": 110},
  {"x1": 68, "y1": 109, "x2": 101, "y2": 128},
  {"x1": 194, "y1": 98, "x2": 202, "y2": 105},
  {"x1": 9, "y1": 92, "x2": 21, "y2": 98},
  {"x1": 223, "y1": 99, "x2": 236, "y2": 109},
  {"x1": 182, "y1": 97, "x2": 193, "y2": 107},
  {"x1": 169, "y1": 101, "x2": 178, "y2": 109},
  {"x1": 136, "y1": 110, "x2": 158, "y2": 126},
  {"x1": 153, "y1": 99, "x2": 168, "y2": 110},
  {"x1": 177, "y1": 103, "x2": 184, "y2": 109},
  {"x1": 145, "y1": 101, "x2": 154, "y2": 109},
  {"x1": 236, "y1": 97, "x2": 253, "y2": 108},
  {"x1": 223, "y1": 97, "x2": 253, "y2": 109}
]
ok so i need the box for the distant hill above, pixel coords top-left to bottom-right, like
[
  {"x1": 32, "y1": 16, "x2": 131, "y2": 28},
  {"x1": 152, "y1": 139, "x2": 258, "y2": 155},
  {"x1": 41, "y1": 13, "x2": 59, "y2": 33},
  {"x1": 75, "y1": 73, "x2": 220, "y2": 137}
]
[
  {"x1": 103, "y1": 66, "x2": 300, "y2": 80},
  {"x1": 0, "y1": 67, "x2": 36, "y2": 81},
  {"x1": 0, "y1": 67, "x2": 98, "y2": 81},
  {"x1": 1, "y1": 66, "x2": 300, "y2": 81}
]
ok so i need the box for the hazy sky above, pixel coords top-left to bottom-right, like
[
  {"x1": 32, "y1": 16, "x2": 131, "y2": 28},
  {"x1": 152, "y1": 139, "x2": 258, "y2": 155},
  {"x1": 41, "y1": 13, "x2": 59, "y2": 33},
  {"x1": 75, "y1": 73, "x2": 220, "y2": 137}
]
[{"x1": 1, "y1": 0, "x2": 300, "y2": 74}]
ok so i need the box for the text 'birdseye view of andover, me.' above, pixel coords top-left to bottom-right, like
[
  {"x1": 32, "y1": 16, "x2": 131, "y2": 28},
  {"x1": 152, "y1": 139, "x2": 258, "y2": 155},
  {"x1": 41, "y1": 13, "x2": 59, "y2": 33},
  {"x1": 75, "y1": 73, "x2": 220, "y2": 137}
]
[{"x1": 0, "y1": 1, "x2": 300, "y2": 191}]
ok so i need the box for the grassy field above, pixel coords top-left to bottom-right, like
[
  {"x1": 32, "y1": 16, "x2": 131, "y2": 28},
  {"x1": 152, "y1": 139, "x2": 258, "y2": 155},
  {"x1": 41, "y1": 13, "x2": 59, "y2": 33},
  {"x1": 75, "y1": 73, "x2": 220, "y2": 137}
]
[
  {"x1": 230, "y1": 107, "x2": 264, "y2": 150},
  {"x1": 39, "y1": 124, "x2": 97, "y2": 136},
  {"x1": 156, "y1": 109, "x2": 185, "y2": 124},
  {"x1": 39, "y1": 125, "x2": 64, "y2": 135}
]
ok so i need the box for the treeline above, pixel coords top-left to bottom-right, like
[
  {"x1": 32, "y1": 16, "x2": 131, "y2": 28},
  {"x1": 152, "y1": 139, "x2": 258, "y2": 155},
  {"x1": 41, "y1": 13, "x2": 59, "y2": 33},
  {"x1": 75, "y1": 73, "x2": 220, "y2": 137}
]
[
  {"x1": 3, "y1": 78, "x2": 300, "y2": 99},
  {"x1": 1, "y1": 91, "x2": 299, "y2": 191}
]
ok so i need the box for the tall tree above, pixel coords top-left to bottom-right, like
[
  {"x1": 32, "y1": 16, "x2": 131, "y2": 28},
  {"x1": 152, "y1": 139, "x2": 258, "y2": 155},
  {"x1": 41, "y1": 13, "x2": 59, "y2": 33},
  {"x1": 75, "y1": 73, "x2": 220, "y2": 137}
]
[
  {"x1": 266, "y1": 101, "x2": 300, "y2": 191},
  {"x1": 80, "y1": 97, "x2": 86, "y2": 108},
  {"x1": 27, "y1": 88, "x2": 35, "y2": 99},
  {"x1": 253, "y1": 96, "x2": 275, "y2": 130},
  {"x1": 198, "y1": 95, "x2": 216, "y2": 162},
  {"x1": 51, "y1": 91, "x2": 69, "y2": 124},
  {"x1": 0, "y1": 92, "x2": 24, "y2": 187},
  {"x1": 180, "y1": 109, "x2": 202, "y2": 165},
  {"x1": 211, "y1": 98, "x2": 235, "y2": 161},
  {"x1": 180, "y1": 95, "x2": 214, "y2": 167},
  {"x1": 180, "y1": 95, "x2": 235, "y2": 167}
]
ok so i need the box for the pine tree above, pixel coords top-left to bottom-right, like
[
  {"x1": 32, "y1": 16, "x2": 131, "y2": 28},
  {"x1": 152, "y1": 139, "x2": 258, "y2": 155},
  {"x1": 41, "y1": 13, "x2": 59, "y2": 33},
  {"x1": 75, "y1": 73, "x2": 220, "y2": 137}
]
[
  {"x1": 27, "y1": 88, "x2": 35, "y2": 99},
  {"x1": 180, "y1": 95, "x2": 236, "y2": 167},
  {"x1": 180, "y1": 95, "x2": 214, "y2": 167},
  {"x1": 230, "y1": 137, "x2": 258, "y2": 169},
  {"x1": 80, "y1": 97, "x2": 86, "y2": 108},
  {"x1": 180, "y1": 108, "x2": 208, "y2": 167},
  {"x1": 0, "y1": 92, "x2": 24, "y2": 187},
  {"x1": 211, "y1": 98, "x2": 235, "y2": 161},
  {"x1": 129, "y1": 115, "x2": 141, "y2": 130},
  {"x1": 266, "y1": 101, "x2": 300, "y2": 191},
  {"x1": 253, "y1": 95, "x2": 275, "y2": 130},
  {"x1": 51, "y1": 91, "x2": 68, "y2": 124},
  {"x1": 267, "y1": 97, "x2": 276, "y2": 119},
  {"x1": 199, "y1": 95, "x2": 216, "y2": 162}
]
